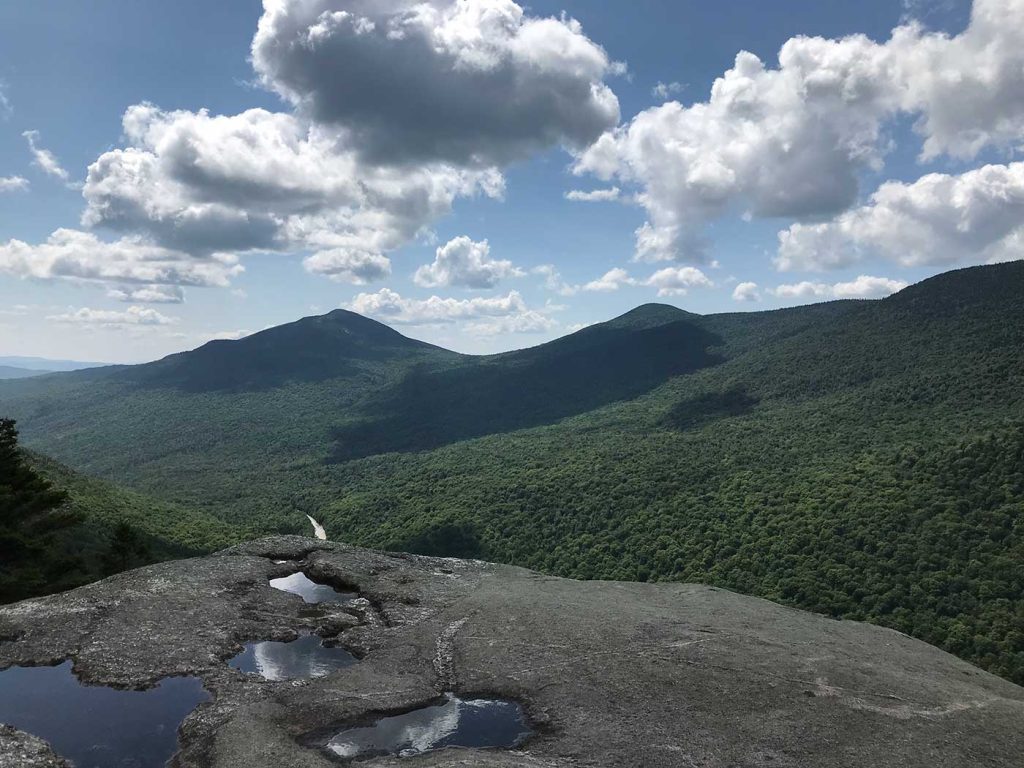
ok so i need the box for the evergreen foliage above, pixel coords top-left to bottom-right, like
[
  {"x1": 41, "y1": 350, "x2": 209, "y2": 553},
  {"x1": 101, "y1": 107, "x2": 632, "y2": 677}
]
[{"x1": 0, "y1": 419, "x2": 79, "y2": 601}]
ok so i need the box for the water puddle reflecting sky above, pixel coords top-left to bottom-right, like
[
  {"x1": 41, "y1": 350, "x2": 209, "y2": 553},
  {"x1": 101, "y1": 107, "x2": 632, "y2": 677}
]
[
  {"x1": 0, "y1": 661, "x2": 208, "y2": 768},
  {"x1": 229, "y1": 634, "x2": 357, "y2": 680},
  {"x1": 270, "y1": 572, "x2": 356, "y2": 604},
  {"x1": 322, "y1": 694, "x2": 532, "y2": 760}
]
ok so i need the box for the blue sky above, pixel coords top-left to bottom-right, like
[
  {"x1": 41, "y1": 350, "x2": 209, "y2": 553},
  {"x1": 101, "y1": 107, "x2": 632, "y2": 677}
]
[{"x1": 3, "y1": 0, "x2": 1020, "y2": 362}]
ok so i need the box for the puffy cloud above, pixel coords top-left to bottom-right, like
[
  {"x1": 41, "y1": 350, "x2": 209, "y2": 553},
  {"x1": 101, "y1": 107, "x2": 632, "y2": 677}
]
[
  {"x1": 574, "y1": 0, "x2": 1024, "y2": 263},
  {"x1": 538, "y1": 264, "x2": 713, "y2": 297},
  {"x1": 732, "y1": 281, "x2": 761, "y2": 302},
  {"x1": 565, "y1": 187, "x2": 620, "y2": 202},
  {"x1": 46, "y1": 305, "x2": 178, "y2": 327},
  {"x1": 832, "y1": 275, "x2": 909, "y2": 298},
  {"x1": 107, "y1": 285, "x2": 186, "y2": 304},
  {"x1": 23, "y1": 130, "x2": 70, "y2": 182},
  {"x1": 644, "y1": 266, "x2": 713, "y2": 297},
  {"x1": 777, "y1": 162, "x2": 1024, "y2": 270},
  {"x1": 583, "y1": 267, "x2": 635, "y2": 292},
  {"x1": 303, "y1": 248, "x2": 391, "y2": 284},
  {"x1": 83, "y1": 105, "x2": 502, "y2": 268},
  {"x1": 894, "y1": 0, "x2": 1024, "y2": 159},
  {"x1": 0, "y1": 229, "x2": 241, "y2": 288},
  {"x1": 9, "y1": 1, "x2": 622, "y2": 315},
  {"x1": 348, "y1": 287, "x2": 545, "y2": 329},
  {"x1": 770, "y1": 281, "x2": 834, "y2": 300},
  {"x1": 574, "y1": 39, "x2": 897, "y2": 262},
  {"x1": 251, "y1": 0, "x2": 621, "y2": 166},
  {"x1": 0, "y1": 176, "x2": 28, "y2": 192},
  {"x1": 4, "y1": 0, "x2": 622, "y2": 310},
  {"x1": 771, "y1": 275, "x2": 908, "y2": 300},
  {"x1": 413, "y1": 236, "x2": 522, "y2": 288}
]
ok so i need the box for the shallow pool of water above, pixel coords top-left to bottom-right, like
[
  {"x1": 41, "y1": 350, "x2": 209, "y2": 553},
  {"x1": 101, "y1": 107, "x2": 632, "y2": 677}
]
[
  {"x1": 0, "y1": 661, "x2": 208, "y2": 768},
  {"x1": 322, "y1": 694, "x2": 532, "y2": 760},
  {"x1": 229, "y1": 634, "x2": 357, "y2": 680},
  {"x1": 270, "y1": 572, "x2": 355, "y2": 604}
]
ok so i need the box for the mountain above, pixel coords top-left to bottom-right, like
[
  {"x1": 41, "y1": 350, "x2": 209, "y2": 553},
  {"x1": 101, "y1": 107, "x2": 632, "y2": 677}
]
[
  {"x1": 330, "y1": 303, "x2": 722, "y2": 460},
  {"x1": 1, "y1": 260, "x2": 1022, "y2": 683},
  {"x1": 0, "y1": 366, "x2": 46, "y2": 380},
  {"x1": 128, "y1": 308, "x2": 456, "y2": 393},
  {"x1": 2, "y1": 537, "x2": 1022, "y2": 767},
  {"x1": 0, "y1": 356, "x2": 107, "y2": 373}
]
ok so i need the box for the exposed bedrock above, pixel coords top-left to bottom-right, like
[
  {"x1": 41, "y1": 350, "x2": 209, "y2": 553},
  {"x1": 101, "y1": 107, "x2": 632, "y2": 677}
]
[{"x1": 0, "y1": 536, "x2": 1021, "y2": 767}]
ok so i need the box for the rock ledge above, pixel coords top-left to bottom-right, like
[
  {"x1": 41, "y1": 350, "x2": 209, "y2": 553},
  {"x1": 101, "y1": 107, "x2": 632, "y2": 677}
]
[{"x1": 1, "y1": 537, "x2": 1022, "y2": 767}]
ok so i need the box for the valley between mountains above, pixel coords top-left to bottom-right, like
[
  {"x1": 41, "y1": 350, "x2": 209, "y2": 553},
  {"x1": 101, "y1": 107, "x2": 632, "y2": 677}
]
[{"x1": 1, "y1": 260, "x2": 1022, "y2": 684}]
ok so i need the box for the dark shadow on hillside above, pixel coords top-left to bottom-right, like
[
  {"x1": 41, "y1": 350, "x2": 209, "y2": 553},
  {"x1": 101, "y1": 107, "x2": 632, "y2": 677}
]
[
  {"x1": 329, "y1": 319, "x2": 724, "y2": 461},
  {"x1": 663, "y1": 386, "x2": 759, "y2": 431},
  {"x1": 384, "y1": 521, "x2": 487, "y2": 560}
]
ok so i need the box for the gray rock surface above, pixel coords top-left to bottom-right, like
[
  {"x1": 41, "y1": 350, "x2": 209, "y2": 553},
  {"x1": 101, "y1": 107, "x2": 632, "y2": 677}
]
[
  {"x1": 1, "y1": 536, "x2": 1022, "y2": 767},
  {"x1": 0, "y1": 727, "x2": 69, "y2": 768}
]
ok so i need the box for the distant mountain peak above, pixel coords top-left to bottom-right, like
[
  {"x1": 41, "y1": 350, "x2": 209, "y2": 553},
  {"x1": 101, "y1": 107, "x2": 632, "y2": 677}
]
[
  {"x1": 125, "y1": 307, "x2": 455, "y2": 393},
  {"x1": 602, "y1": 303, "x2": 695, "y2": 330}
]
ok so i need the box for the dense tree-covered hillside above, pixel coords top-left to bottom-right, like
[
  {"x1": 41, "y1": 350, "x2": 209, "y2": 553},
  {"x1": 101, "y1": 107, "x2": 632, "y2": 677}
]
[
  {"x1": 0, "y1": 423, "x2": 246, "y2": 602},
  {"x1": 1, "y1": 261, "x2": 1022, "y2": 681}
]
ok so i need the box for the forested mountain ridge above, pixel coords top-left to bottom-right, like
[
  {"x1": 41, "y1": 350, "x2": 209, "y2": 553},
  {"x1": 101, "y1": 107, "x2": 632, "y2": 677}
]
[
  {"x1": 0, "y1": 366, "x2": 45, "y2": 380},
  {"x1": 1, "y1": 260, "x2": 1022, "y2": 681},
  {"x1": 127, "y1": 308, "x2": 459, "y2": 393}
]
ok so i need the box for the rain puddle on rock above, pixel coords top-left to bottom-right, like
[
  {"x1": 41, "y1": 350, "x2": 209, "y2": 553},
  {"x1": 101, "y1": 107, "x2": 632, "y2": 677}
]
[
  {"x1": 270, "y1": 572, "x2": 355, "y2": 604},
  {"x1": 0, "y1": 660, "x2": 208, "y2": 768},
  {"x1": 321, "y1": 694, "x2": 532, "y2": 760},
  {"x1": 229, "y1": 634, "x2": 357, "y2": 680}
]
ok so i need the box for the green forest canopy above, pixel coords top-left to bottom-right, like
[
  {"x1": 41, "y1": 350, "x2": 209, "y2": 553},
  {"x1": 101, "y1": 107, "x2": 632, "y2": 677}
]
[{"x1": 1, "y1": 260, "x2": 1022, "y2": 683}]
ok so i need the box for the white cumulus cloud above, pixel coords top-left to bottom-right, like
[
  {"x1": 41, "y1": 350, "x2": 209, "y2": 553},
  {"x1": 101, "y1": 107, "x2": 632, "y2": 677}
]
[
  {"x1": 303, "y1": 248, "x2": 391, "y2": 284},
  {"x1": 777, "y1": 162, "x2": 1024, "y2": 270},
  {"x1": 83, "y1": 104, "x2": 503, "y2": 266},
  {"x1": 771, "y1": 275, "x2": 908, "y2": 300},
  {"x1": 732, "y1": 281, "x2": 761, "y2": 302},
  {"x1": 540, "y1": 264, "x2": 714, "y2": 297},
  {"x1": 414, "y1": 236, "x2": 523, "y2": 288},
  {"x1": 574, "y1": 0, "x2": 1024, "y2": 263},
  {"x1": 3, "y1": 0, "x2": 619, "y2": 310},
  {"x1": 251, "y1": 0, "x2": 621, "y2": 166},
  {"x1": 0, "y1": 229, "x2": 241, "y2": 288},
  {"x1": 348, "y1": 287, "x2": 550, "y2": 333},
  {"x1": 644, "y1": 266, "x2": 713, "y2": 296},
  {"x1": 583, "y1": 267, "x2": 635, "y2": 292}
]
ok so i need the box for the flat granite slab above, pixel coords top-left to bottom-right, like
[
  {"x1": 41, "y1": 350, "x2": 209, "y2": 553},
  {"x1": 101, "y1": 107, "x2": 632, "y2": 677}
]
[{"x1": 1, "y1": 536, "x2": 1022, "y2": 767}]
